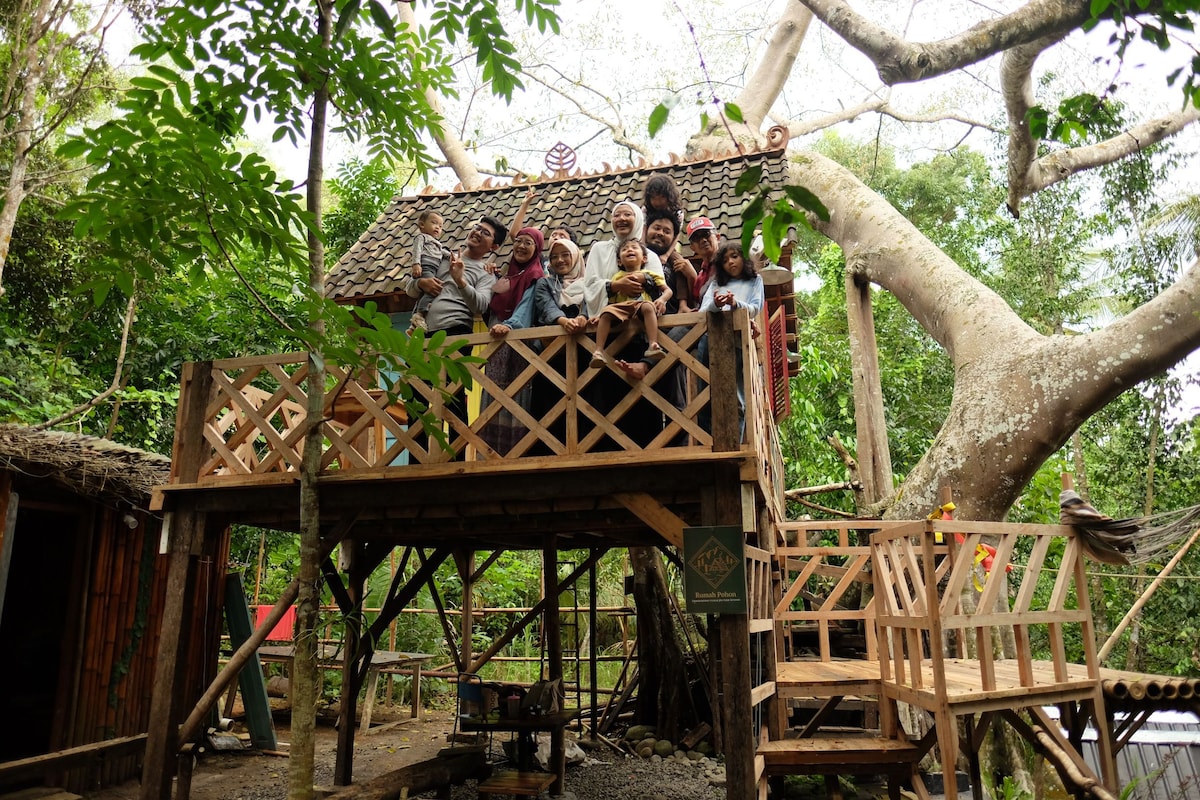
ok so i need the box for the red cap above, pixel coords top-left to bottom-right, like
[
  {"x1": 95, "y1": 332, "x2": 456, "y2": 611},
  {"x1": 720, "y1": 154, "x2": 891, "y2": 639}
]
[{"x1": 686, "y1": 216, "x2": 715, "y2": 238}]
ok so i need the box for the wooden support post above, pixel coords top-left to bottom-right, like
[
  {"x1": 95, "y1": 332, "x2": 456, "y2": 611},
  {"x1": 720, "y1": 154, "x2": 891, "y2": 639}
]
[
  {"x1": 141, "y1": 360, "x2": 214, "y2": 800},
  {"x1": 544, "y1": 533, "x2": 565, "y2": 796},
  {"x1": 139, "y1": 507, "x2": 205, "y2": 800},
  {"x1": 710, "y1": 461, "x2": 756, "y2": 800},
  {"x1": 457, "y1": 549, "x2": 475, "y2": 674},
  {"x1": 845, "y1": 274, "x2": 892, "y2": 505},
  {"x1": 589, "y1": 549, "x2": 599, "y2": 740},
  {"x1": 707, "y1": 311, "x2": 740, "y2": 452},
  {"x1": 335, "y1": 539, "x2": 366, "y2": 786}
]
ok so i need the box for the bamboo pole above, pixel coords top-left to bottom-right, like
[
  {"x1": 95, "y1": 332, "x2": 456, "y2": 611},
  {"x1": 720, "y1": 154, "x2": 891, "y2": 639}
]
[{"x1": 1099, "y1": 525, "x2": 1200, "y2": 662}]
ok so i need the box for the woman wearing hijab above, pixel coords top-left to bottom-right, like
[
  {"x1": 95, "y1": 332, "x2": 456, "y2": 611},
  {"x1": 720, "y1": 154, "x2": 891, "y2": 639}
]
[
  {"x1": 487, "y1": 238, "x2": 590, "y2": 455},
  {"x1": 582, "y1": 200, "x2": 664, "y2": 318},
  {"x1": 487, "y1": 226, "x2": 544, "y2": 325},
  {"x1": 491, "y1": 238, "x2": 588, "y2": 334},
  {"x1": 581, "y1": 201, "x2": 668, "y2": 448}
]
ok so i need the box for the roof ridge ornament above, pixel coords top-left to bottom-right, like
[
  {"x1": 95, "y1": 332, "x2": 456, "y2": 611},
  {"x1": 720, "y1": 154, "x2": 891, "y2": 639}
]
[{"x1": 545, "y1": 142, "x2": 577, "y2": 176}]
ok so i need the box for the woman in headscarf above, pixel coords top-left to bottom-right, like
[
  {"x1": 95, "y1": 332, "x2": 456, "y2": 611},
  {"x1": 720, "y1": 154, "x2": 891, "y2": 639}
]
[
  {"x1": 491, "y1": 238, "x2": 588, "y2": 334},
  {"x1": 479, "y1": 226, "x2": 545, "y2": 456},
  {"x1": 583, "y1": 200, "x2": 664, "y2": 318},
  {"x1": 487, "y1": 226, "x2": 544, "y2": 325},
  {"x1": 488, "y1": 237, "x2": 590, "y2": 455},
  {"x1": 581, "y1": 200, "x2": 668, "y2": 448}
]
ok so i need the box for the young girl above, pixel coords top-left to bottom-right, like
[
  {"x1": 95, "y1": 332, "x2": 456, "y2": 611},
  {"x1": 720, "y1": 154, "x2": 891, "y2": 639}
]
[
  {"x1": 590, "y1": 239, "x2": 668, "y2": 368},
  {"x1": 699, "y1": 242, "x2": 764, "y2": 319},
  {"x1": 642, "y1": 173, "x2": 684, "y2": 227}
]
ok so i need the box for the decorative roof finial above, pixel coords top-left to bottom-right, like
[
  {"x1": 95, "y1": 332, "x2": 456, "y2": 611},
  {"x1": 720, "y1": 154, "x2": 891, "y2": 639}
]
[{"x1": 545, "y1": 142, "x2": 577, "y2": 175}]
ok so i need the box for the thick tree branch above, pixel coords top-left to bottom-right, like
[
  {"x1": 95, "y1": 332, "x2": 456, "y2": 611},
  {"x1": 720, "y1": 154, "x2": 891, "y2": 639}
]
[
  {"x1": 774, "y1": 96, "x2": 1003, "y2": 138},
  {"x1": 789, "y1": 153, "x2": 1200, "y2": 521},
  {"x1": 1001, "y1": 38, "x2": 1047, "y2": 216},
  {"x1": 731, "y1": 2, "x2": 813, "y2": 131},
  {"x1": 797, "y1": 0, "x2": 1094, "y2": 85},
  {"x1": 790, "y1": 152, "x2": 1041, "y2": 366},
  {"x1": 1012, "y1": 106, "x2": 1200, "y2": 213}
]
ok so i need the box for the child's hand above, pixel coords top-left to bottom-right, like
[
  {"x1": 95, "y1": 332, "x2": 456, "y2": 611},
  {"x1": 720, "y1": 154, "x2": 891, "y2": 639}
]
[
  {"x1": 410, "y1": 264, "x2": 422, "y2": 278},
  {"x1": 490, "y1": 323, "x2": 512, "y2": 336}
]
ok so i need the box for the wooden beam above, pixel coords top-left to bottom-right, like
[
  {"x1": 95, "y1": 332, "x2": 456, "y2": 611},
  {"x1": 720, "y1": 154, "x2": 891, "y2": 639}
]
[
  {"x1": 140, "y1": 508, "x2": 205, "y2": 800},
  {"x1": 0, "y1": 734, "x2": 148, "y2": 784},
  {"x1": 335, "y1": 539, "x2": 367, "y2": 786},
  {"x1": 544, "y1": 534, "x2": 565, "y2": 796},
  {"x1": 614, "y1": 492, "x2": 685, "y2": 548}
]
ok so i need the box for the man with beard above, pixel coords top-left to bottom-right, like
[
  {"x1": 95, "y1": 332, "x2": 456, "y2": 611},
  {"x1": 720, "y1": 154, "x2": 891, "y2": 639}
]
[
  {"x1": 613, "y1": 211, "x2": 694, "y2": 444},
  {"x1": 644, "y1": 209, "x2": 697, "y2": 313}
]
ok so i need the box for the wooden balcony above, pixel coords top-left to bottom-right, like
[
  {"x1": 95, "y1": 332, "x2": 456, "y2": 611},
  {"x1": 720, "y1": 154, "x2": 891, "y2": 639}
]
[{"x1": 161, "y1": 310, "x2": 786, "y2": 549}]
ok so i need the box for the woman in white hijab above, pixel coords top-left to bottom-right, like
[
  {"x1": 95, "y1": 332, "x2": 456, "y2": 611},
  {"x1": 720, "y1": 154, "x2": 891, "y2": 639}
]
[{"x1": 583, "y1": 200, "x2": 664, "y2": 317}]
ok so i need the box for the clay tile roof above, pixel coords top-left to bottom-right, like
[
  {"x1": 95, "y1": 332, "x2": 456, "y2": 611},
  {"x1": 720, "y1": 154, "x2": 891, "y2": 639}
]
[{"x1": 326, "y1": 128, "x2": 792, "y2": 303}]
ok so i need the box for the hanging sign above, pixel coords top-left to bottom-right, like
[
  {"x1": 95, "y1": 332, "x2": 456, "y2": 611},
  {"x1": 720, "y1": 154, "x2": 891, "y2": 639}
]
[{"x1": 683, "y1": 525, "x2": 747, "y2": 614}]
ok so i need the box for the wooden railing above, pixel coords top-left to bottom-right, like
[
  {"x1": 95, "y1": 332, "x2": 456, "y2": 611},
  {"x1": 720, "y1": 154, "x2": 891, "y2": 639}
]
[
  {"x1": 773, "y1": 520, "x2": 923, "y2": 663},
  {"x1": 173, "y1": 312, "x2": 783, "y2": 497},
  {"x1": 871, "y1": 519, "x2": 1102, "y2": 705}
]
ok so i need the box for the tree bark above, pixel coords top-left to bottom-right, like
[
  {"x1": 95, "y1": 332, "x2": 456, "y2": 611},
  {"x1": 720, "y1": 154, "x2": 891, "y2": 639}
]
[
  {"x1": 790, "y1": 152, "x2": 1200, "y2": 520},
  {"x1": 289, "y1": 2, "x2": 332, "y2": 798},
  {"x1": 796, "y1": 0, "x2": 1094, "y2": 86},
  {"x1": 629, "y1": 546, "x2": 690, "y2": 742}
]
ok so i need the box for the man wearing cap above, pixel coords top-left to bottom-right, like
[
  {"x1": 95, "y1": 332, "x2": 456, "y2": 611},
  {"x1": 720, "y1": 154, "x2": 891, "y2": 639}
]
[{"x1": 686, "y1": 216, "x2": 722, "y2": 304}]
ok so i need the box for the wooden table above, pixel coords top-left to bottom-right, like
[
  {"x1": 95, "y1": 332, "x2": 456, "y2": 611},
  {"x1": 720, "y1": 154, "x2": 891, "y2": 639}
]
[
  {"x1": 460, "y1": 709, "x2": 576, "y2": 792},
  {"x1": 257, "y1": 645, "x2": 434, "y2": 729}
]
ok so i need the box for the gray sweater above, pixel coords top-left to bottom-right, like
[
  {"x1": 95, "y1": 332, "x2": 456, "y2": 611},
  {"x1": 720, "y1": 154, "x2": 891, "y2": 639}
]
[{"x1": 424, "y1": 253, "x2": 496, "y2": 333}]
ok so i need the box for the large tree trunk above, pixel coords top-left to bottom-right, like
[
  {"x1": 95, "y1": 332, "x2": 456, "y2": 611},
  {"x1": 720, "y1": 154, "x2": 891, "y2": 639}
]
[
  {"x1": 629, "y1": 546, "x2": 690, "y2": 742},
  {"x1": 790, "y1": 152, "x2": 1200, "y2": 520}
]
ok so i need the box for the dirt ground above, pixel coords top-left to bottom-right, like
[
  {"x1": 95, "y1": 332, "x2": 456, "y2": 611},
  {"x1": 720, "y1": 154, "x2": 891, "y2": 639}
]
[{"x1": 83, "y1": 707, "x2": 478, "y2": 800}]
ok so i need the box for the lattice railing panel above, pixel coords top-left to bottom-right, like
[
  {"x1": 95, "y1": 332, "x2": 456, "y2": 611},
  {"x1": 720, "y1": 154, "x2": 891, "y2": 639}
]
[{"x1": 179, "y1": 312, "x2": 786, "y2": 481}]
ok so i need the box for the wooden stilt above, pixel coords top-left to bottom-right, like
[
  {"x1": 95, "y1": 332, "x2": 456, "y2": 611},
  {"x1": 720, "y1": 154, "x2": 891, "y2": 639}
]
[
  {"x1": 544, "y1": 533, "x2": 565, "y2": 796},
  {"x1": 335, "y1": 539, "x2": 365, "y2": 786}
]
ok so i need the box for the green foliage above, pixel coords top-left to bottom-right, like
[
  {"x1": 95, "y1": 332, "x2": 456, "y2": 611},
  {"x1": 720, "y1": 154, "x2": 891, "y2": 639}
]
[{"x1": 325, "y1": 157, "x2": 409, "y2": 263}]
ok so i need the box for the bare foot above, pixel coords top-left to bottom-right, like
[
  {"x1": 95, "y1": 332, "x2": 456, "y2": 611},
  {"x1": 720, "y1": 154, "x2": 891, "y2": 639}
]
[{"x1": 614, "y1": 360, "x2": 648, "y2": 380}]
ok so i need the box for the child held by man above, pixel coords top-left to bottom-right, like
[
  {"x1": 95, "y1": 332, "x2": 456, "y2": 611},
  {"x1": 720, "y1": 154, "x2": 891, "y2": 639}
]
[{"x1": 406, "y1": 210, "x2": 451, "y2": 333}]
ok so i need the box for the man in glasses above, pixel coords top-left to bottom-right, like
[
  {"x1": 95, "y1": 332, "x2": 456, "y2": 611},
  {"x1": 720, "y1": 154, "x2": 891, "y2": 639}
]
[
  {"x1": 418, "y1": 216, "x2": 505, "y2": 336},
  {"x1": 412, "y1": 215, "x2": 506, "y2": 461}
]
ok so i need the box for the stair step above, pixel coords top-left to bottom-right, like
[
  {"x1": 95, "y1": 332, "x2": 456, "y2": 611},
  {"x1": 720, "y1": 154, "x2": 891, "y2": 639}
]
[{"x1": 758, "y1": 736, "x2": 920, "y2": 768}]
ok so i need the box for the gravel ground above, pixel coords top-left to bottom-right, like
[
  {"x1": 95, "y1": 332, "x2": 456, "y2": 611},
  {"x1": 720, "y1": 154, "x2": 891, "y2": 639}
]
[{"x1": 80, "y1": 707, "x2": 906, "y2": 800}]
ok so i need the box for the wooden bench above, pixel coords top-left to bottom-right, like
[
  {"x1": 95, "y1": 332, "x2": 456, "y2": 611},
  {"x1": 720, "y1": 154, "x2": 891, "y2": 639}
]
[{"x1": 475, "y1": 770, "x2": 556, "y2": 798}]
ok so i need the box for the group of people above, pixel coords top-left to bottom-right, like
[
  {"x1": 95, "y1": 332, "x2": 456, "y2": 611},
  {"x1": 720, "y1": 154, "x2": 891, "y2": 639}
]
[{"x1": 396, "y1": 174, "x2": 766, "y2": 452}]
